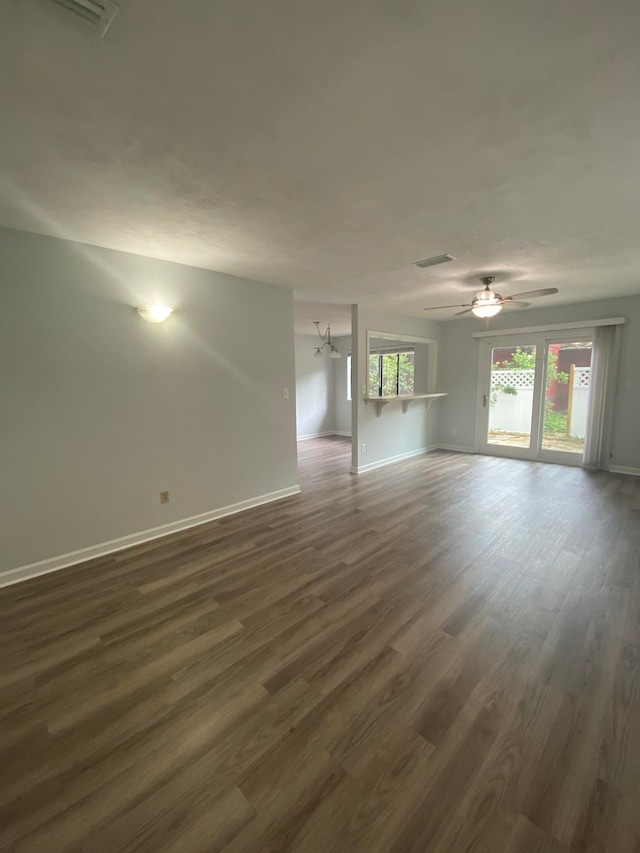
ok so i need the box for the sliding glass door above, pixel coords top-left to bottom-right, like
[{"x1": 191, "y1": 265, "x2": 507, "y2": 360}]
[
  {"x1": 477, "y1": 333, "x2": 594, "y2": 465},
  {"x1": 538, "y1": 340, "x2": 593, "y2": 463},
  {"x1": 486, "y1": 341, "x2": 540, "y2": 456}
]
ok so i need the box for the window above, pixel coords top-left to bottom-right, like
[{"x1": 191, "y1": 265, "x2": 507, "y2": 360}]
[
  {"x1": 347, "y1": 355, "x2": 352, "y2": 400},
  {"x1": 368, "y1": 350, "x2": 415, "y2": 397}
]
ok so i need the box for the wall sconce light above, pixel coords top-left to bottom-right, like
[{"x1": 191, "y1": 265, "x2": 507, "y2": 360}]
[
  {"x1": 312, "y1": 321, "x2": 341, "y2": 358},
  {"x1": 136, "y1": 304, "x2": 173, "y2": 323}
]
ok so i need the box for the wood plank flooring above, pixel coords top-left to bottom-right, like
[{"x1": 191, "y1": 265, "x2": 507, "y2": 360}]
[{"x1": 1, "y1": 437, "x2": 639, "y2": 852}]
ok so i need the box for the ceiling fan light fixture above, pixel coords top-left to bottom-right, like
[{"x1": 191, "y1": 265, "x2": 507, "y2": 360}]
[
  {"x1": 472, "y1": 303, "x2": 502, "y2": 318},
  {"x1": 422, "y1": 275, "x2": 558, "y2": 316},
  {"x1": 136, "y1": 304, "x2": 173, "y2": 323},
  {"x1": 471, "y1": 276, "x2": 502, "y2": 318}
]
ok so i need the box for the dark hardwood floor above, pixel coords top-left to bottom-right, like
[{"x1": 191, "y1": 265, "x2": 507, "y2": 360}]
[{"x1": 1, "y1": 437, "x2": 639, "y2": 852}]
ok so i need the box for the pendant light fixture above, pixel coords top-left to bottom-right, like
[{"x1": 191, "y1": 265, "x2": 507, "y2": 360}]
[{"x1": 312, "y1": 321, "x2": 342, "y2": 358}]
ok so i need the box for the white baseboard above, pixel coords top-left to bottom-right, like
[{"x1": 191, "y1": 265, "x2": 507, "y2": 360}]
[
  {"x1": 298, "y1": 431, "x2": 351, "y2": 440},
  {"x1": 0, "y1": 485, "x2": 301, "y2": 589},
  {"x1": 297, "y1": 431, "x2": 336, "y2": 441},
  {"x1": 351, "y1": 445, "x2": 439, "y2": 474},
  {"x1": 437, "y1": 444, "x2": 476, "y2": 454},
  {"x1": 608, "y1": 465, "x2": 640, "y2": 477}
]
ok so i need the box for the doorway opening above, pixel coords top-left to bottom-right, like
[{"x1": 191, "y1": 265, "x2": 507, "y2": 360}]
[{"x1": 293, "y1": 310, "x2": 352, "y2": 476}]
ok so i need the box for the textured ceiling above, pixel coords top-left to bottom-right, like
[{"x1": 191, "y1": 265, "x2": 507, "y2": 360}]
[
  {"x1": 293, "y1": 300, "x2": 351, "y2": 337},
  {"x1": 2, "y1": 0, "x2": 640, "y2": 321}
]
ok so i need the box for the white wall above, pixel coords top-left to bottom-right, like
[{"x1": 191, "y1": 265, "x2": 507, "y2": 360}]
[
  {"x1": 0, "y1": 227, "x2": 298, "y2": 577},
  {"x1": 413, "y1": 341, "x2": 430, "y2": 395},
  {"x1": 352, "y1": 307, "x2": 442, "y2": 472},
  {"x1": 438, "y1": 295, "x2": 640, "y2": 469},
  {"x1": 294, "y1": 333, "x2": 352, "y2": 438},
  {"x1": 333, "y1": 335, "x2": 352, "y2": 435},
  {"x1": 294, "y1": 335, "x2": 335, "y2": 438}
]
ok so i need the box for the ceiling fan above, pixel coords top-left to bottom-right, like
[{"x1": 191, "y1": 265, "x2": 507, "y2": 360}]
[{"x1": 424, "y1": 276, "x2": 559, "y2": 318}]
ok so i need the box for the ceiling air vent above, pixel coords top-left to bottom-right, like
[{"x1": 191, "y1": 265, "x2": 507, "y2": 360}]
[
  {"x1": 52, "y1": 0, "x2": 120, "y2": 37},
  {"x1": 413, "y1": 254, "x2": 456, "y2": 269}
]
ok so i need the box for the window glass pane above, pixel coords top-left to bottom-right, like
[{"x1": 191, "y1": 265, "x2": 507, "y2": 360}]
[
  {"x1": 541, "y1": 342, "x2": 592, "y2": 454},
  {"x1": 368, "y1": 350, "x2": 416, "y2": 397},
  {"x1": 368, "y1": 354, "x2": 380, "y2": 397},
  {"x1": 398, "y1": 352, "x2": 415, "y2": 395},
  {"x1": 381, "y1": 354, "x2": 398, "y2": 396},
  {"x1": 488, "y1": 345, "x2": 536, "y2": 448}
]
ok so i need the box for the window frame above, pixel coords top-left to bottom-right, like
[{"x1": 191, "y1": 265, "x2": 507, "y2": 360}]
[
  {"x1": 365, "y1": 330, "x2": 438, "y2": 400},
  {"x1": 368, "y1": 349, "x2": 416, "y2": 398}
]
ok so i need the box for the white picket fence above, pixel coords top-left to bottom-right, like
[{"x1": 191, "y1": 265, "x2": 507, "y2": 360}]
[
  {"x1": 489, "y1": 367, "x2": 590, "y2": 437},
  {"x1": 491, "y1": 369, "x2": 535, "y2": 390},
  {"x1": 489, "y1": 370, "x2": 535, "y2": 433},
  {"x1": 569, "y1": 367, "x2": 591, "y2": 438}
]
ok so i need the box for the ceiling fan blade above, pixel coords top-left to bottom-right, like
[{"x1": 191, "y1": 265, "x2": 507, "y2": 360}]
[
  {"x1": 500, "y1": 300, "x2": 532, "y2": 308},
  {"x1": 454, "y1": 307, "x2": 475, "y2": 316},
  {"x1": 506, "y1": 288, "x2": 559, "y2": 300},
  {"x1": 424, "y1": 303, "x2": 471, "y2": 311}
]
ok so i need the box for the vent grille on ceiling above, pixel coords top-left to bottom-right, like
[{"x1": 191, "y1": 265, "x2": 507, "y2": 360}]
[
  {"x1": 413, "y1": 254, "x2": 456, "y2": 268},
  {"x1": 52, "y1": 0, "x2": 120, "y2": 37}
]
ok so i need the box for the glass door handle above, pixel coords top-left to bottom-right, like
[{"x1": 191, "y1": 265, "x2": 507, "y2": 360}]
[{"x1": 483, "y1": 394, "x2": 488, "y2": 407}]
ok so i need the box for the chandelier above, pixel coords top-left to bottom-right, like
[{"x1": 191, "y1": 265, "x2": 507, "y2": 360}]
[{"x1": 312, "y1": 321, "x2": 342, "y2": 358}]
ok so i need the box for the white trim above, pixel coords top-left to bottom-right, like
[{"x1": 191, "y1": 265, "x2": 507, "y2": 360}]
[
  {"x1": 367, "y1": 330, "x2": 438, "y2": 346},
  {"x1": 472, "y1": 317, "x2": 625, "y2": 339},
  {"x1": 297, "y1": 431, "x2": 336, "y2": 440},
  {"x1": 0, "y1": 486, "x2": 301, "y2": 588},
  {"x1": 437, "y1": 444, "x2": 476, "y2": 453},
  {"x1": 351, "y1": 445, "x2": 439, "y2": 474},
  {"x1": 297, "y1": 430, "x2": 351, "y2": 440},
  {"x1": 608, "y1": 465, "x2": 640, "y2": 477}
]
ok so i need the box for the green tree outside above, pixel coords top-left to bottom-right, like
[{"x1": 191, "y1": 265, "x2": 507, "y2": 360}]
[{"x1": 369, "y1": 352, "x2": 415, "y2": 397}]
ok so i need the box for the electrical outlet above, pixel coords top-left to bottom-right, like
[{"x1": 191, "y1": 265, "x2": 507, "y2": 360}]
[
  {"x1": 282, "y1": 387, "x2": 289, "y2": 399},
  {"x1": 160, "y1": 490, "x2": 170, "y2": 504},
  {"x1": 451, "y1": 427, "x2": 457, "y2": 436},
  {"x1": 361, "y1": 443, "x2": 366, "y2": 453}
]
